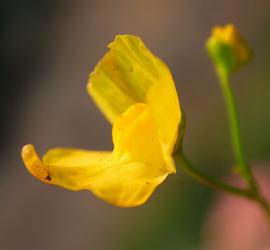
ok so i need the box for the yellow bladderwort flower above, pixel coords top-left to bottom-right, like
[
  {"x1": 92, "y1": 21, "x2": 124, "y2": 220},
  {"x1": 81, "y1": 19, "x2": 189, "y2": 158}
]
[
  {"x1": 21, "y1": 35, "x2": 182, "y2": 207},
  {"x1": 206, "y1": 24, "x2": 252, "y2": 75}
]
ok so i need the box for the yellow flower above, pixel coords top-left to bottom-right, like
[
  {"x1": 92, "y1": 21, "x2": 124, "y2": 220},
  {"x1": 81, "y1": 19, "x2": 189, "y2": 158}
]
[
  {"x1": 206, "y1": 24, "x2": 251, "y2": 74},
  {"x1": 21, "y1": 35, "x2": 182, "y2": 207}
]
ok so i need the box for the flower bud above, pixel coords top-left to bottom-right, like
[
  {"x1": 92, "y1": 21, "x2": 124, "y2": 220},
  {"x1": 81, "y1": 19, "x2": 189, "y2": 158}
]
[{"x1": 206, "y1": 24, "x2": 252, "y2": 75}]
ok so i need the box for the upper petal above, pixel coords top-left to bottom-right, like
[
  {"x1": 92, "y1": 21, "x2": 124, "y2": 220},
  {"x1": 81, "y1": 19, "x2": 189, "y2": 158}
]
[{"x1": 88, "y1": 34, "x2": 181, "y2": 158}]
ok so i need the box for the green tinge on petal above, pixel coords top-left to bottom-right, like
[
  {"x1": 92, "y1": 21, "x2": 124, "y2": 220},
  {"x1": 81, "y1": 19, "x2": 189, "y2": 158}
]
[
  {"x1": 88, "y1": 34, "x2": 181, "y2": 157},
  {"x1": 88, "y1": 35, "x2": 159, "y2": 123}
]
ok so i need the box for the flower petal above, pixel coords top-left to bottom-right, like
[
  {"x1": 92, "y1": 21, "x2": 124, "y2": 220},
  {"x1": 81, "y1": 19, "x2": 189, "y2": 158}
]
[
  {"x1": 146, "y1": 61, "x2": 181, "y2": 160},
  {"x1": 22, "y1": 148, "x2": 167, "y2": 207},
  {"x1": 88, "y1": 35, "x2": 157, "y2": 123},
  {"x1": 112, "y1": 103, "x2": 165, "y2": 166},
  {"x1": 21, "y1": 104, "x2": 170, "y2": 207},
  {"x1": 22, "y1": 144, "x2": 52, "y2": 183},
  {"x1": 88, "y1": 35, "x2": 181, "y2": 164},
  {"x1": 22, "y1": 144, "x2": 110, "y2": 187}
]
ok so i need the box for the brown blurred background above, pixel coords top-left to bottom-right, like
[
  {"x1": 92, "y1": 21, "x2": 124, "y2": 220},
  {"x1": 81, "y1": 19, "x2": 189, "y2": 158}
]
[{"x1": 1, "y1": 0, "x2": 270, "y2": 249}]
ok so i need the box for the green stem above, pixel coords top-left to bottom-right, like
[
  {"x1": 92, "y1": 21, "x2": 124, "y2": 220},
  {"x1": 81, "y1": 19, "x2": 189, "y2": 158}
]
[
  {"x1": 174, "y1": 152, "x2": 270, "y2": 221},
  {"x1": 217, "y1": 70, "x2": 270, "y2": 221},
  {"x1": 218, "y1": 71, "x2": 258, "y2": 191},
  {"x1": 174, "y1": 152, "x2": 252, "y2": 199}
]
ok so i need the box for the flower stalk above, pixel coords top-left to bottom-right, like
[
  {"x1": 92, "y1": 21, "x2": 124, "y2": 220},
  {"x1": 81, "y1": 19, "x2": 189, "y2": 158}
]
[
  {"x1": 174, "y1": 152, "x2": 253, "y2": 199},
  {"x1": 217, "y1": 70, "x2": 270, "y2": 221},
  {"x1": 218, "y1": 70, "x2": 257, "y2": 191},
  {"x1": 175, "y1": 150, "x2": 270, "y2": 221}
]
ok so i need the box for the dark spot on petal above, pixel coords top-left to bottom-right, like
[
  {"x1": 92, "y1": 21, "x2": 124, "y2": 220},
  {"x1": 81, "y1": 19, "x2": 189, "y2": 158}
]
[{"x1": 45, "y1": 173, "x2": 51, "y2": 181}]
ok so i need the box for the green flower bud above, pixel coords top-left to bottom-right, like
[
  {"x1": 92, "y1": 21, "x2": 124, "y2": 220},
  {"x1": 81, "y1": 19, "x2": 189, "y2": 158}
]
[{"x1": 206, "y1": 24, "x2": 252, "y2": 75}]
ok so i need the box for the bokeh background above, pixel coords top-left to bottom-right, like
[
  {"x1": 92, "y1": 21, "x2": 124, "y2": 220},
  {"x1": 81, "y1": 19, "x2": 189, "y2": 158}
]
[{"x1": 1, "y1": 1, "x2": 270, "y2": 249}]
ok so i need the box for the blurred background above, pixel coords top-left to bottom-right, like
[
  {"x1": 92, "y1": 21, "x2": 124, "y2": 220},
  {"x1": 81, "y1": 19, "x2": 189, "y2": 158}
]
[{"x1": 1, "y1": 0, "x2": 270, "y2": 249}]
